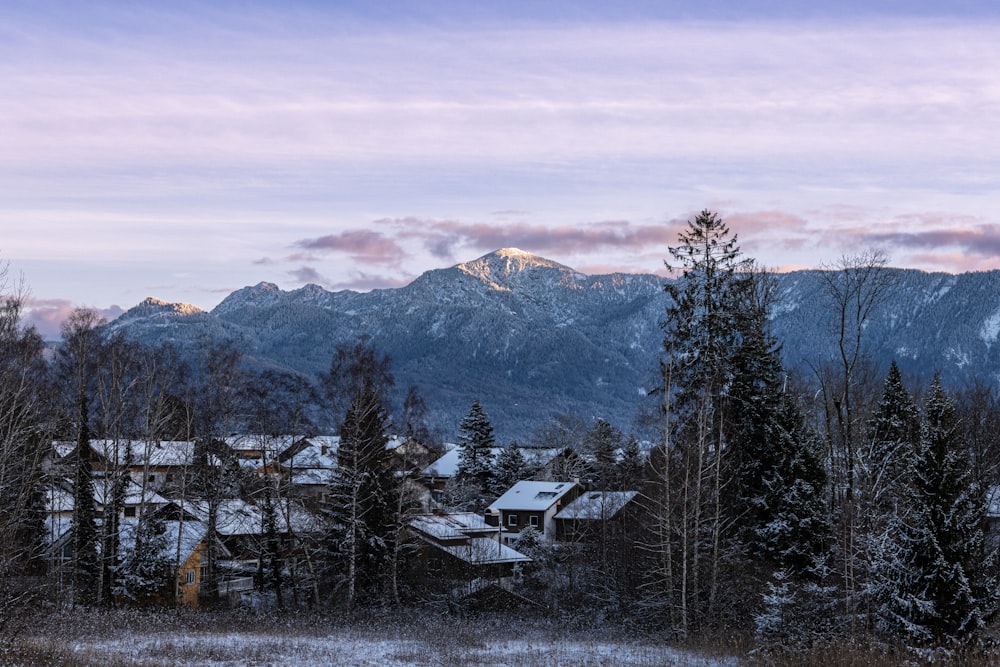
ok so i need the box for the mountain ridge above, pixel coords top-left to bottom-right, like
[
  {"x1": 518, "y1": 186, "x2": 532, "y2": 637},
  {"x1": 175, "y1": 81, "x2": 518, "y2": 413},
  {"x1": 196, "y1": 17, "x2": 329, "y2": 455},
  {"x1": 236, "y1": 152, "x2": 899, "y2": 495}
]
[{"x1": 104, "y1": 250, "x2": 1000, "y2": 438}]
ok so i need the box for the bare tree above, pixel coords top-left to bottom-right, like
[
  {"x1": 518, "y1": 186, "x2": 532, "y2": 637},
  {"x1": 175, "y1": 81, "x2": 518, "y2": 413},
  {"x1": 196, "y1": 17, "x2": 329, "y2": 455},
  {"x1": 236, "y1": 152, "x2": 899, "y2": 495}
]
[
  {"x1": 0, "y1": 266, "x2": 50, "y2": 629},
  {"x1": 815, "y1": 250, "x2": 896, "y2": 627}
]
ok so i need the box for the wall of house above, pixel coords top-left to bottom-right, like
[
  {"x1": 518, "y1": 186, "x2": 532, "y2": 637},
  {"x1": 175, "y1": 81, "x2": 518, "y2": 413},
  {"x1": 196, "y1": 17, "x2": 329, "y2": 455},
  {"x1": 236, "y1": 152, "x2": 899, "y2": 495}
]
[{"x1": 175, "y1": 546, "x2": 205, "y2": 608}]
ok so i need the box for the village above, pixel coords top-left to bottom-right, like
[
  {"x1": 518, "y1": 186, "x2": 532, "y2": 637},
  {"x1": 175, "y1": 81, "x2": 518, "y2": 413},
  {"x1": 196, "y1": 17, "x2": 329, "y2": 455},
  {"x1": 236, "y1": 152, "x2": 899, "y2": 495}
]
[{"x1": 42, "y1": 429, "x2": 646, "y2": 612}]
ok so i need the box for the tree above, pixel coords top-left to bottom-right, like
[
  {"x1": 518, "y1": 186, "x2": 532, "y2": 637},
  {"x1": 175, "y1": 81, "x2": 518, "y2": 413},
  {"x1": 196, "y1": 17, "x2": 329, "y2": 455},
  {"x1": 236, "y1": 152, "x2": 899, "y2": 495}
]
[
  {"x1": 324, "y1": 336, "x2": 394, "y2": 432},
  {"x1": 0, "y1": 268, "x2": 49, "y2": 627},
  {"x1": 455, "y1": 400, "x2": 497, "y2": 499},
  {"x1": 401, "y1": 385, "x2": 432, "y2": 445},
  {"x1": 863, "y1": 361, "x2": 919, "y2": 516},
  {"x1": 872, "y1": 375, "x2": 997, "y2": 644},
  {"x1": 815, "y1": 251, "x2": 896, "y2": 624},
  {"x1": 617, "y1": 435, "x2": 643, "y2": 491},
  {"x1": 491, "y1": 440, "x2": 529, "y2": 495},
  {"x1": 650, "y1": 210, "x2": 754, "y2": 635},
  {"x1": 583, "y1": 418, "x2": 623, "y2": 490},
  {"x1": 58, "y1": 308, "x2": 105, "y2": 606},
  {"x1": 324, "y1": 385, "x2": 397, "y2": 608}
]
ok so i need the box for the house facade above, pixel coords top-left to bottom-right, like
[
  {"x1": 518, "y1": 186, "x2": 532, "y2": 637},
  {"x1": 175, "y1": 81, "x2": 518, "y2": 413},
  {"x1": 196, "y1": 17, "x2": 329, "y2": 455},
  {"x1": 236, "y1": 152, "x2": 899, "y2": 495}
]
[{"x1": 485, "y1": 480, "x2": 581, "y2": 544}]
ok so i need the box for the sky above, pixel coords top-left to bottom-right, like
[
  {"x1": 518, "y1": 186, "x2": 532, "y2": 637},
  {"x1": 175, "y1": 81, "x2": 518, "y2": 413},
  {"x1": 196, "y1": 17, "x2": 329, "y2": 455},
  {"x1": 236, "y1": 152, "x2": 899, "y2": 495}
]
[{"x1": 2, "y1": 0, "x2": 1000, "y2": 339}]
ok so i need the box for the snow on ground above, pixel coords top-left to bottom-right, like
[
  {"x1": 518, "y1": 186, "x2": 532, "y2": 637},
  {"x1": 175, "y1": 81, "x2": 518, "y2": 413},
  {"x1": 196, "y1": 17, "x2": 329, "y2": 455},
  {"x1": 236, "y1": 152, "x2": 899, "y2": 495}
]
[{"x1": 16, "y1": 632, "x2": 740, "y2": 666}]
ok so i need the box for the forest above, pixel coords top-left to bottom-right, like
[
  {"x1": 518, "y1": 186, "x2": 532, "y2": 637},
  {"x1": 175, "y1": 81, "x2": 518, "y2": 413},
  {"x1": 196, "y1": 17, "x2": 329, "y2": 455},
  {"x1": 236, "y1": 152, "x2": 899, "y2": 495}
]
[{"x1": 3, "y1": 211, "x2": 1000, "y2": 664}]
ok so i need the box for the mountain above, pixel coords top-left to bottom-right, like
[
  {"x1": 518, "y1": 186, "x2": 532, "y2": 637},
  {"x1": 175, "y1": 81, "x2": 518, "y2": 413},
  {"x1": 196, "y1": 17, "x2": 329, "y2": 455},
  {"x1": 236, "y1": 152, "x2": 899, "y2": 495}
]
[{"x1": 104, "y1": 249, "x2": 1000, "y2": 439}]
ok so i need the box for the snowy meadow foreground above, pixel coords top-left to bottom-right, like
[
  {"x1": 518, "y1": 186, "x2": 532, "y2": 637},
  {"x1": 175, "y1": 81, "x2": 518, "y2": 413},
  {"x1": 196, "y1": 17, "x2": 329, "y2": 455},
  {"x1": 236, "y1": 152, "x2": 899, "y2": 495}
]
[{"x1": 1, "y1": 610, "x2": 740, "y2": 667}]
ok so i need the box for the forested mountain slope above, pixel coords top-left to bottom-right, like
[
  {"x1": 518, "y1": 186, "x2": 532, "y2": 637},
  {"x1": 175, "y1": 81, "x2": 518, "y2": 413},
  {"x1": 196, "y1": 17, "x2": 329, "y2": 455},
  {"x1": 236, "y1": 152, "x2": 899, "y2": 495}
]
[{"x1": 104, "y1": 248, "x2": 1000, "y2": 438}]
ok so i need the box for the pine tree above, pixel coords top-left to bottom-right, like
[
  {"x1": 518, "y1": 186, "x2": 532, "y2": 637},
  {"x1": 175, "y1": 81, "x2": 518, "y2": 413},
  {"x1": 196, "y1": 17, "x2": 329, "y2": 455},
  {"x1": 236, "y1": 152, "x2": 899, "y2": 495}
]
[
  {"x1": 455, "y1": 400, "x2": 496, "y2": 497},
  {"x1": 116, "y1": 514, "x2": 171, "y2": 606},
  {"x1": 324, "y1": 385, "x2": 397, "y2": 608},
  {"x1": 491, "y1": 440, "x2": 529, "y2": 495},
  {"x1": 873, "y1": 375, "x2": 995, "y2": 645},
  {"x1": 72, "y1": 394, "x2": 100, "y2": 605},
  {"x1": 584, "y1": 418, "x2": 623, "y2": 490},
  {"x1": 617, "y1": 435, "x2": 643, "y2": 491},
  {"x1": 864, "y1": 361, "x2": 919, "y2": 516}
]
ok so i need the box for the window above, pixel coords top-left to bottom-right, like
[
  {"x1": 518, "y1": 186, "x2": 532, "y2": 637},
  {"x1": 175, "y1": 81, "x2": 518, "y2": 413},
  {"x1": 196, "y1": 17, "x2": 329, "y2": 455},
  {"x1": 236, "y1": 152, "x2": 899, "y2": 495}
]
[
  {"x1": 185, "y1": 571, "x2": 195, "y2": 585},
  {"x1": 147, "y1": 474, "x2": 156, "y2": 483},
  {"x1": 124, "y1": 506, "x2": 136, "y2": 518},
  {"x1": 529, "y1": 515, "x2": 539, "y2": 527},
  {"x1": 507, "y1": 514, "x2": 518, "y2": 526}
]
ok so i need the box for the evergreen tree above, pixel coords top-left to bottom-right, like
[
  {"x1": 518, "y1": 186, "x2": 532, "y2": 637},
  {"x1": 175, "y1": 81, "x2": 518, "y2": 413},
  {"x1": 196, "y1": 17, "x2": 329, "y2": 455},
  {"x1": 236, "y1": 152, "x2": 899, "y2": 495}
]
[
  {"x1": 655, "y1": 211, "x2": 799, "y2": 634},
  {"x1": 455, "y1": 400, "x2": 496, "y2": 497},
  {"x1": 873, "y1": 375, "x2": 996, "y2": 644},
  {"x1": 584, "y1": 418, "x2": 623, "y2": 490},
  {"x1": 617, "y1": 435, "x2": 643, "y2": 491},
  {"x1": 72, "y1": 394, "x2": 100, "y2": 605},
  {"x1": 116, "y1": 515, "x2": 171, "y2": 606},
  {"x1": 491, "y1": 440, "x2": 529, "y2": 495},
  {"x1": 324, "y1": 385, "x2": 397, "y2": 608},
  {"x1": 864, "y1": 360, "x2": 919, "y2": 516},
  {"x1": 751, "y1": 393, "x2": 829, "y2": 577}
]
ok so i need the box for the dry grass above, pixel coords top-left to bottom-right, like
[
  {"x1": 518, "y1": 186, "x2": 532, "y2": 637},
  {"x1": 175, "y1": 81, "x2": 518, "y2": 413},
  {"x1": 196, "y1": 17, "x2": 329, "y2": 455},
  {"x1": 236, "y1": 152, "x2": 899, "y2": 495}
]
[
  {"x1": 0, "y1": 608, "x2": 738, "y2": 666},
  {"x1": 5, "y1": 609, "x2": 1000, "y2": 667}
]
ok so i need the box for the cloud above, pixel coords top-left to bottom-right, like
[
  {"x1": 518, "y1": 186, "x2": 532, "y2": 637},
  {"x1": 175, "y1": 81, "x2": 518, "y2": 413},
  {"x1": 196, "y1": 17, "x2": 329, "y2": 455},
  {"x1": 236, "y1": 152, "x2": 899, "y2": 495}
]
[
  {"x1": 22, "y1": 298, "x2": 123, "y2": 340},
  {"x1": 292, "y1": 230, "x2": 404, "y2": 265},
  {"x1": 388, "y1": 217, "x2": 688, "y2": 259},
  {"x1": 288, "y1": 266, "x2": 330, "y2": 286},
  {"x1": 868, "y1": 225, "x2": 1000, "y2": 258}
]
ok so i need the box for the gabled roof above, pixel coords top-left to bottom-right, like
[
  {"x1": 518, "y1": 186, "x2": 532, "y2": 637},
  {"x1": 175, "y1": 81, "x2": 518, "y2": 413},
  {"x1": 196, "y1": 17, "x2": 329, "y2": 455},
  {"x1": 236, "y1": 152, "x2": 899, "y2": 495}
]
[
  {"x1": 178, "y1": 497, "x2": 318, "y2": 535},
  {"x1": 45, "y1": 478, "x2": 171, "y2": 514},
  {"x1": 84, "y1": 439, "x2": 196, "y2": 468},
  {"x1": 418, "y1": 535, "x2": 531, "y2": 565},
  {"x1": 488, "y1": 480, "x2": 579, "y2": 512},
  {"x1": 420, "y1": 445, "x2": 569, "y2": 479},
  {"x1": 118, "y1": 518, "x2": 226, "y2": 564},
  {"x1": 555, "y1": 491, "x2": 639, "y2": 520}
]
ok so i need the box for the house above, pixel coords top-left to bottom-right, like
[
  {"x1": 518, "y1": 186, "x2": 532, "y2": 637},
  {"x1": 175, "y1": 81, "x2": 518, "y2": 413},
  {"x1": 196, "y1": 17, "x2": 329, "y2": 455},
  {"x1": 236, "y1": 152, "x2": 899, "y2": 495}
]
[
  {"x1": 277, "y1": 436, "x2": 339, "y2": 501},
  {"x1": 554, "y1": 490, "x2": 641, "y2": 543},
  {"x1": 407, "y1": 512, "x2": 531, "y2": 596},
  {"x1": 418, "y1": 445, "x2": 583, "y2": 502},
  {"x1": 53, "y1": 439, "x2": 199, "y2": 497},
  {"x1": 485, "y1": 480, "x2": 582, "y2": 544}
]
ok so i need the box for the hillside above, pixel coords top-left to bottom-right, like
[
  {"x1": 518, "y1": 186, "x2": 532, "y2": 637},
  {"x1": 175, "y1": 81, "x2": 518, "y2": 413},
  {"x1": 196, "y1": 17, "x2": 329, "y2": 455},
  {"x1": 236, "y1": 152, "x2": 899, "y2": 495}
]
[{"x1": 104, "y1": 249, "x2": 1000, "y2": 438}]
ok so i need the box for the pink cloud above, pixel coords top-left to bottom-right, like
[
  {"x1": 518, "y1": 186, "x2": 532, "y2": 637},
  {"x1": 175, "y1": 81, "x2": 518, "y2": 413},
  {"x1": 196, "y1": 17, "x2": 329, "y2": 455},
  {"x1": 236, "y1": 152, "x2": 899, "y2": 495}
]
[
  {"x1": 293, "y1": 230, "x2": 405, "y2": 265},
  {"x1": 23, "y1": 298, "x2": 123, "y2": 340},
  {"x1": 390, "y1": 217, "x2": 689, "y2": 259}
]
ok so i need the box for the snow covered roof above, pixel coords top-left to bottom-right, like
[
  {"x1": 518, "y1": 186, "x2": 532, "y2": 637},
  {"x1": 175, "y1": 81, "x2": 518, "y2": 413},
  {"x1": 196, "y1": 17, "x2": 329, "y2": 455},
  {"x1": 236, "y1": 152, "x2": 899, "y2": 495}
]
[
  {"x1": 291, "y1": 468, "x2": 329, "y2": 487},
  {"x1": 555, "y1": 491, "x2": 639, "y2": 520},
  {"x1": 94, "y1": 478, "x2": 172, "y2": 508},
  {"x1": 45, "y1": 478, "x2": 170, "y2": 513},
  {"x1": 84, "y1": 439, "x2": 197, "y2": 468},
  {"x1": 178, "y1": 497, "x2": 317, "y2": 535},
  {"x1": 410, "y1": 512, "x2": 497, "y2": 541},
  {"x1": 420, "y1": 445, "x2": 567, "y2": 479},
  {"x1": 487, "y1": 481, "x2": 580, "y2": 512},
  {"x1": 283, "y1": 436, "x2": 339, "y2": 469},
  {"x1": 44, "y1": 485, "x2": 74, "y2": 513},
  {"x1": 224, "y1": 434, "x2": 296, "y2": 454},
  {"x1": 118, "y1": 518, "x2": 217, "y2": 564},
  {"x1": 419, "y1": 535, "x2": 531, "y2": 565},
  {"x1": 987, "y1": 486, "x2": 1000, "y2": 518}
]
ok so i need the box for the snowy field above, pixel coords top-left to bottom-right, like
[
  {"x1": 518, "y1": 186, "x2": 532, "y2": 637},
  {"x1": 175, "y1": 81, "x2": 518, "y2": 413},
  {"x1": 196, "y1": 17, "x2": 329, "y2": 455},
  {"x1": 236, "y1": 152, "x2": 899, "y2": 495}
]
[
  {"x1": 2, "y1": 612, "x2": 742, "y2": 666},
  {"x1": 12, "y1": 633, "x2": 739, "y2": 666}
]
